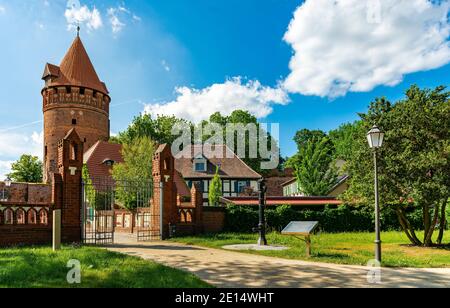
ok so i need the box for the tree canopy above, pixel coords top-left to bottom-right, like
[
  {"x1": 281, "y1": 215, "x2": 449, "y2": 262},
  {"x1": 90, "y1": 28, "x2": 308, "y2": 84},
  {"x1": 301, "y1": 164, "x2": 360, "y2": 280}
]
[
  {"x1": 343, "y1": 85, "x2": 449, "y2": 247},
  {"x1": 111, "y1": 114, "x2": 192, "y2": 146},
  {"x1": 294, "y1": 137, "x2": 338, "y2": 196},
  {"x1": 112, "y1": 137, "x2": 156, "y2": 211},
  {"x1": 8, "y1": 155, "x2": 43, "y2": 183}
]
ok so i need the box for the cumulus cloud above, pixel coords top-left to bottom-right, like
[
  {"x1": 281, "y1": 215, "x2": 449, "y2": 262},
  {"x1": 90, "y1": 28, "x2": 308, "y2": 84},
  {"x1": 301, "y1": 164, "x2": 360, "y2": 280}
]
[
  {"x1": 144, "y1": 77, "x2": 289, "y2": 123},
  {"x1": 0, "y1": 131, "x2": 43, "y2": 178},
  {"x1": 65, "y1": 2, "x2": 103, "y2": 31},
  {"x1": 283, "y1": 0, "x2": 450, "y2": 98}
]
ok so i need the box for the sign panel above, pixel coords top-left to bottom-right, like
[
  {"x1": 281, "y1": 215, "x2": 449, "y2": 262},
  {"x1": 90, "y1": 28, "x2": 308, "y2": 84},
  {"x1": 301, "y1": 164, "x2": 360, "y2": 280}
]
[{"x1": 282, "y1": 221, "x2": 319, "y2": 235}]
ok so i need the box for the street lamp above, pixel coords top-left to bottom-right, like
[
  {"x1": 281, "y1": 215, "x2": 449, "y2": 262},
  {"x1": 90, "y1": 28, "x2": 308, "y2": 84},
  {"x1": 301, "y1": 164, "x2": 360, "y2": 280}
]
[
  {"x1": 367, "y1": 125, "x2": 385, "y2": 263},
  {"x1": 256, "y1": 178, "x2": 268, "y2": 246}
]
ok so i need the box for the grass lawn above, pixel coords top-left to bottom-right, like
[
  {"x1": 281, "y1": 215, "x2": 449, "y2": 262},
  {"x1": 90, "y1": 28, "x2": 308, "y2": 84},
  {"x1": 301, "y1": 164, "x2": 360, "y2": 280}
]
[
  {"x1": 172, "y1": 231, "x2": 450, "y2": 268},
  {"x1": 0, "y1": 245, "x2": 211, "y2": 288}
]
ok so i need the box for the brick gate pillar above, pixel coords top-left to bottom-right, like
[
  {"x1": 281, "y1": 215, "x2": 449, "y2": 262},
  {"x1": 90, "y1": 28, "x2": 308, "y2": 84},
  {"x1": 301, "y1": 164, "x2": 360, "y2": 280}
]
[
  {"x1": 152, "y1": 144, "x2": 178, "y2": 239},
  {"x1": 191, "y1": 183, "x2": 204, "y2": 234},
  {"x1": 56, "y1": 128, "x2": 84, "y2": 243}
]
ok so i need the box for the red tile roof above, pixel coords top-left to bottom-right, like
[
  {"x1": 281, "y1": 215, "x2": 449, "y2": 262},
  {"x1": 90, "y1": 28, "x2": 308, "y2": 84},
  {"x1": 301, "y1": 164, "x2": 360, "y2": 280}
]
[
  {"x1": 174, "y1": 144, "x2": 261, "y2": 179},
  {"x1": 222, "y1": 196, "x2": 343, "y2": 206},
  {"x1": 83, "y1": 141, "x2": 124, "y2": 179},
  {"x1": 43, "y1": 36, "x2": 108, "y2": 94}
]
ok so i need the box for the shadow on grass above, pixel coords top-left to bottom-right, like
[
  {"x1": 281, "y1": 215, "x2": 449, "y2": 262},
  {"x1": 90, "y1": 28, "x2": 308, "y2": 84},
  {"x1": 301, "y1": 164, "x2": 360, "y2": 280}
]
[
  {"x1": 0, "y1": 247, "x2": 210, "y2": 288},
  {"x1": 314, "y1": 252, "x2": 351, "y2": 261}
]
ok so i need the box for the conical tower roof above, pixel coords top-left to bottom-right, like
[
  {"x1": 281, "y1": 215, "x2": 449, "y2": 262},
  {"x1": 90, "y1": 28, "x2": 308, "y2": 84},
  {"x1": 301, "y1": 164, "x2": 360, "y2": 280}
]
[{"x1": 42, "y1": 36, "x2": 109, "y2": 94}]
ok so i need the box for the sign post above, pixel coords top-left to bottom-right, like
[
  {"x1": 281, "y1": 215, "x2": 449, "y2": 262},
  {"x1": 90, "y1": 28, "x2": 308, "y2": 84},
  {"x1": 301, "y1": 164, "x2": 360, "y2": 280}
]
[
  {"x1": 282, "y1": 221, "x2": 319, "y2": 258},
  {"x1": 53, "y1": 209, "x2": 61, "y2": 251}
]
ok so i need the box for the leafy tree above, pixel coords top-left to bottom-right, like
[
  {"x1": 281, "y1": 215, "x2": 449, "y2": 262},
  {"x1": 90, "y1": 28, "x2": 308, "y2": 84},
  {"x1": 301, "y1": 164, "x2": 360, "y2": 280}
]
[
  {"x1": 286, "y1": 129, "x2": 333, "y2": 169},
  {"x1": 82, "y1": 165, "x2": 110, "y2": 210},
  {"x1": 294, "y1": 137, "x2": 338, "y2": 196},
  {"x1": 8, "y1": 155, "x2": 43, "y2": 183},
  {"x1": 294, "y1": 129, "x2": 328, "y2": 152},
  {"x1": 344, "y1": 86, "x2": 449, "y2": 247},
  {"x1": 329, "y1": 121, "x2": 364, "y2": 161},
  {"x1": 201, "y1": 110, "x2": 280, "y2": 175},
  {"x1": 112, "y1": 137, "x2": 156, "y2": 211},
  {"x1": 112, "y1": 114, "x2": 192, "y2": 145},
  {"x1": 209, "y1": 167, "x2": 222, "y2": 206}
]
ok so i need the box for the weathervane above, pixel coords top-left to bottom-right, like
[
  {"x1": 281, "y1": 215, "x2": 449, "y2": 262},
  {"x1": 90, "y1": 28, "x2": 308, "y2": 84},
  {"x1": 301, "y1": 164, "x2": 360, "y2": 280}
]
[{"x1": 77, "y1": 22, "x2": 80, "y2": 37}]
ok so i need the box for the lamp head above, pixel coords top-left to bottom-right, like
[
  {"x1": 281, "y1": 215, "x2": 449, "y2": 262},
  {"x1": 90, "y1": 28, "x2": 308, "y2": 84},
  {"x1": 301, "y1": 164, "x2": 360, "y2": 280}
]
[{"x1": 367, "y1": 125, "x2": 385, "y2": 149}]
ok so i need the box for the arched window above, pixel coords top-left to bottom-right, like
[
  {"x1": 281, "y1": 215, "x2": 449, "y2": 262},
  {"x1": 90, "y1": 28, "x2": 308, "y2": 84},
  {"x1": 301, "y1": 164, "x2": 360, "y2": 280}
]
[
  {"x1": 4, "y1": 209, "x2": 13, "y2": 225},
  {"x1": 16, "y1": 209, "x2": 26, "y2": 225},
  {"x1": 70, "y1": 143, "x2": 78, "y2": 160},
  {"x1": 28, "y1": 209, "x2": 37, "y2": 225},
  {"x1": 39, "y1": 209, "x2": 48, "y2": 225}
]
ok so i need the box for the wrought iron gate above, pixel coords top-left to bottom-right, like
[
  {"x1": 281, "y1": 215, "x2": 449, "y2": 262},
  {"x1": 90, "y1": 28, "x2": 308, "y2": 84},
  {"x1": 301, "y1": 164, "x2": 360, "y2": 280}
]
[
  {"x1": 81, "y1": 177, "x2": 156, "y2": 245},
  {"x1": 134, "y1": 180, "x2": 159, "y2": 242}
]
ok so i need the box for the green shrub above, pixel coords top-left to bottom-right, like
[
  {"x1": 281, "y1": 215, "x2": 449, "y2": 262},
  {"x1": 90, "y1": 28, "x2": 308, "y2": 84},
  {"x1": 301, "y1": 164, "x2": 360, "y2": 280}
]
[{"x1": 224, "y1": 204, "x2": 424, "y2": 233}]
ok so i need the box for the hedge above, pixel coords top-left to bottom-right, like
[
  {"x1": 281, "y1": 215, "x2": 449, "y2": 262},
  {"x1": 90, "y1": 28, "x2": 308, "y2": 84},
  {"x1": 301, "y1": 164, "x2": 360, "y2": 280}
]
[{"x1": 224, "y1": 205, "x2": 424, "y2": 233}]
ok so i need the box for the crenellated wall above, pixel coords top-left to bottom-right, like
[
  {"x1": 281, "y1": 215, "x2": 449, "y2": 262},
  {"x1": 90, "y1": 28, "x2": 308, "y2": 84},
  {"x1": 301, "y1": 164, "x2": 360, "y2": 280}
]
[{"x1": 42, "y1": 86, "x2": 110, "y2": 183}]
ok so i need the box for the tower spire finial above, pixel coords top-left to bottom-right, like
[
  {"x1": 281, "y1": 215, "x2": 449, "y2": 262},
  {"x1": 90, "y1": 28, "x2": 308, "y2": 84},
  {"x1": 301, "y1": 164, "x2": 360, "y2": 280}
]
[{"x1": 77, "y1": 23, "x2": 80, "y2": 37}]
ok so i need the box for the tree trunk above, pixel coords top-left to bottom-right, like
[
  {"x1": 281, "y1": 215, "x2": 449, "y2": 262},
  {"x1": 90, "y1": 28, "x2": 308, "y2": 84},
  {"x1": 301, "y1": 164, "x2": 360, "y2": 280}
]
[
  {"x1": 437, "y1": 199, "x2": 448, "y2": 245},
  {"x1": 423, "y1": 204, "x2": 430, "y2": 242},
  {"x1": 397, "y1": 208, "x2": 422, "y2": 246},
  {"x1": 424, "y1": 204, "x2": 440, "y2": 247}
]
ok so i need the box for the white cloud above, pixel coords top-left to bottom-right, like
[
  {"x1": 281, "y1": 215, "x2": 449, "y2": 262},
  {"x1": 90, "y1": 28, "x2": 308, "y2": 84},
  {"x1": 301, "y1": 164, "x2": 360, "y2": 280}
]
[
  {"x1": 65, "y1": 3, "x2": 103, "y2": 31},
  {"x1": 0, "y1": 161, "x2": 13, "y2": 180},
  {"x1": 107, "y1": 5, "x2": 140, "y2": 34},
  {"x1": 0, "y1": 5, "x2": 5, "y2": 14},
  {"x1": 283, "y1": 0, "x2": 450, "y2": 98},
  {"x1": 108, "y1": 7, "x2": 125, "y2": 34},
  {"x1": 0, "y1": 131, "x2": 43, "y2": 158},
  {"x1": 144, "y1": 77, "x2": 289, "y2": 123},
  {"x1": 0, "y1": 131, "x2": 43, "y2": 178}
]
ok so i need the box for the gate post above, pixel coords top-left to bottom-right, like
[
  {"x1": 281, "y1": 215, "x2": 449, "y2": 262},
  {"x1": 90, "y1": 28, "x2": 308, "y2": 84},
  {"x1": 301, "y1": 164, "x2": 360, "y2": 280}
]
[
  {"x1": 159, "y1": 181, "x2": 164, "y2": 240},
  {"x1": 57, "y1": 128, "x2": 84, "y2": 243},
  {"x1": 152, "y1": 144, "x2": 178, "y2": 240}
]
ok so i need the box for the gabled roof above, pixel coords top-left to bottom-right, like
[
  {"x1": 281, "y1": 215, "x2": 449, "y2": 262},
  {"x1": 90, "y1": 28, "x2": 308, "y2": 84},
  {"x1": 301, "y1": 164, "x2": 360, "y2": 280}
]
[
  {"x1": 174, "y1": 144, "x2": 261, "y2": 179},
  {"x1": 83, "y1": 141, "x2": 124, "y2": 178},
  {"x1": 42, "y1": 36, "x2": 109, "y2": 94},
  {"x1": 64, "y1": 128, "x2": 82, "y2": 143}
]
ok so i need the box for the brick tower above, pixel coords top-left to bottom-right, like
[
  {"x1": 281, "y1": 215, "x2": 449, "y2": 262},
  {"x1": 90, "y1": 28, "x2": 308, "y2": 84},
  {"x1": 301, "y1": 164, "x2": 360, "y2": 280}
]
[{"x1": 41, "y1": 34, "x2": 110, "y2": 183}]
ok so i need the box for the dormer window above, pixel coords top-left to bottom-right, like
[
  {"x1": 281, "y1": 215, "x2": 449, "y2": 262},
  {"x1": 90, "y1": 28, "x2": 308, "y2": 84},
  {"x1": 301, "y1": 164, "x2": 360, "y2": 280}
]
[
  {"x1": 103, "y1": 159, "x2": 115, "y2": 167},
  {"x1": 193, "y1": 155, "x2": 207, "y2": 172}
]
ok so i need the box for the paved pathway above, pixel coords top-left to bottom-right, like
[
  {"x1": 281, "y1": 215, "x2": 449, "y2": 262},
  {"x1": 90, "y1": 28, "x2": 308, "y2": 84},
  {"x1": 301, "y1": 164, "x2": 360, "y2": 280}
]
[{"x1": 108, "y1": 233, "x2": 450, "y2": 288}]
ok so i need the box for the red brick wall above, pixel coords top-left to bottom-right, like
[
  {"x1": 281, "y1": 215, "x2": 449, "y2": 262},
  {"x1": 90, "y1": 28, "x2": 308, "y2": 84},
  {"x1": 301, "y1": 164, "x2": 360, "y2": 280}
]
[
  {"x1": 0, "y1": 182, "x2": 54, "y2": 247},
  {"x1": 202, "y1": 207, "x2": 225, "y2": 233},
  {"x1": 0, "y1": 129, "x2": 85, "y2": 247},
  {"x1": 0, "y1": 225, "x2": 53, "y2": 247}
]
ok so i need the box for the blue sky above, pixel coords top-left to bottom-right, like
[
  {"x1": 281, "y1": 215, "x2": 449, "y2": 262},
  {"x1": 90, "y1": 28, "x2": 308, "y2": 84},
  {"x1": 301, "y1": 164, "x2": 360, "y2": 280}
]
[{"x1": 0, "y1": 0, "x2": 449, "y2": 177}]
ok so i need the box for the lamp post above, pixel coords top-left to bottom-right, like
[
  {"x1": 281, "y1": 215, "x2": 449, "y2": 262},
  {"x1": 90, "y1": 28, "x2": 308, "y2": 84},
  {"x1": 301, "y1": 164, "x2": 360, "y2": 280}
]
[
  {"x1": 367, "y1": 125, "x2": 385, "y2": 263},
  {"x1": 257, "y1": 178, "x2": 268, "y2": 246}
]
